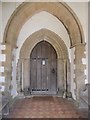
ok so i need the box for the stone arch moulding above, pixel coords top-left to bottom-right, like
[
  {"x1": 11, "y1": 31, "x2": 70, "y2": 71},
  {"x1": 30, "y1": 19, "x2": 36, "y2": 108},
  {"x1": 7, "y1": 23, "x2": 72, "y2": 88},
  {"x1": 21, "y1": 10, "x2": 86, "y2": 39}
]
[
  {"x1": 18, "y1": 29, "x2": 70, "y2": 96},
  {"x1": 3, "y1": 2, "x2": 85, "y2": 48},
  {"x1": 20, "y1": 29, "x2": 68, "y2": 59}
]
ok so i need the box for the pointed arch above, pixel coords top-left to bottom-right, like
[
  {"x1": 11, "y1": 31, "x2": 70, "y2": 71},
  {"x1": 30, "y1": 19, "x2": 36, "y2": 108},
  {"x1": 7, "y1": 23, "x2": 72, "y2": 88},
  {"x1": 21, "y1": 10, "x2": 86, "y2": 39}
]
[{"x1": 3, "y1": 2, "x2": 85, "y2": 48}]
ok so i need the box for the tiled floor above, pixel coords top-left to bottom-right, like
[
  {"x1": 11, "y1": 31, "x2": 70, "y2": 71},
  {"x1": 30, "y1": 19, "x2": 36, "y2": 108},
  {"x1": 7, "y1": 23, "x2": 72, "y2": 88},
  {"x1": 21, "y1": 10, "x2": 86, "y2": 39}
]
[{"x1": 7, "y1": 96, "x2": 88, "y2": 118}]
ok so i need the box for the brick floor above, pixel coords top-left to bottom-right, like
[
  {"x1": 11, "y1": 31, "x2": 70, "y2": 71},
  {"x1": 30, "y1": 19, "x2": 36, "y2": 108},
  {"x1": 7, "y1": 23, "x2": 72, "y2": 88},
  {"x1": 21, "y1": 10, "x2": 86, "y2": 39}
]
[{"x1": 7, "y1": 96, "x2": 88, "y2": 118}]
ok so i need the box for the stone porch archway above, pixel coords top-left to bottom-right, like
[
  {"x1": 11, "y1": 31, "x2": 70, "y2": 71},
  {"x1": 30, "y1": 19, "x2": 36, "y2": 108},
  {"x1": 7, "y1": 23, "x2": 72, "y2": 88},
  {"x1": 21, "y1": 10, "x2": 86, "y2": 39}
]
[
  {"x1": 3, "y1": 2, "x2": 85, "y2": 46},
  {"x1": 1, "y1": 2, "x2": 86, "y2": 105},
  {"x1": 17, "y1": 29, "x2": 70, "y2": 96}
]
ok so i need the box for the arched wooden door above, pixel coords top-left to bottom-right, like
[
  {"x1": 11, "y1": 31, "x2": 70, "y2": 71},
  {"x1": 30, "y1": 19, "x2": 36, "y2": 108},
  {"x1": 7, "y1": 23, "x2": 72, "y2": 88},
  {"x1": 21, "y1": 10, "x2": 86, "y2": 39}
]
[{"x1": 30, "y1": 41, "x2": 57, "y2": 95}]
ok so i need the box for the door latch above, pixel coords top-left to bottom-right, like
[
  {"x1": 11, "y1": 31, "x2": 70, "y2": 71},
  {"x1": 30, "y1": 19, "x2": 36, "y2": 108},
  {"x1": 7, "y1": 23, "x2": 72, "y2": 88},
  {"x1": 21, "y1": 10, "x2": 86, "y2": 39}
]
[{"x1": 51, "y1": 68, "x2": 55, "y2": 73}]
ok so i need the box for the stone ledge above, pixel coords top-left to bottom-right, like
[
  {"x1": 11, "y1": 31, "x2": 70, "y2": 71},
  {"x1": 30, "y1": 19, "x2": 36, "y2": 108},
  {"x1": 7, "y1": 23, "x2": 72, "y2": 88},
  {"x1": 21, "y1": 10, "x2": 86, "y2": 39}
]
[{"x1": 79, "y1": 84, "x2": 90, "y2": 109}]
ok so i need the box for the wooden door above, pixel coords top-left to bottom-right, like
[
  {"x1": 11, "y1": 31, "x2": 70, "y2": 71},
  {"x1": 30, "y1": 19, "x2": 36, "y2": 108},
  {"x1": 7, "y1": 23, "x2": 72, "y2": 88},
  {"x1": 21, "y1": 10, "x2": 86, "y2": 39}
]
[{"x1": 30, "y1": 41, "x2": 57, "y2": 95}]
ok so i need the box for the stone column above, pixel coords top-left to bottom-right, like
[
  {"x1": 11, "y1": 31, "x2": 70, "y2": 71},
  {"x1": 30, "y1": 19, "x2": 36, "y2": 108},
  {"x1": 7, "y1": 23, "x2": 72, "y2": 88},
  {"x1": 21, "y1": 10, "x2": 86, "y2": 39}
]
[
  {"x1": 16, "y1": 59, "x2": 22, "y2": 93},
  {"x1": 63, "y1": 59, "x2": 67, "y2": 97},
  {"x1": 57, "y1": 58, "x2": 64, "y2": 96},
  {"x1": 74, "y1": 44, "x2": 86, "y2": 102},
  {"x1": 67, "y1": 59, "x2": 71, "y2": 92},
  {"x1": 22, "y1": 58, "x2": 30, "y2": 90}
]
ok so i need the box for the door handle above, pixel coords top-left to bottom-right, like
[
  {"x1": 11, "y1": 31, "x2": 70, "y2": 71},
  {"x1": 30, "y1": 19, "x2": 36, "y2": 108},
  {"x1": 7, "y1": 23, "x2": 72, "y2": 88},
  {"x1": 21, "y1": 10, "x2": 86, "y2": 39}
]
[{"x1": 51, "y1": 68, "x2": 55, "y2": 74}]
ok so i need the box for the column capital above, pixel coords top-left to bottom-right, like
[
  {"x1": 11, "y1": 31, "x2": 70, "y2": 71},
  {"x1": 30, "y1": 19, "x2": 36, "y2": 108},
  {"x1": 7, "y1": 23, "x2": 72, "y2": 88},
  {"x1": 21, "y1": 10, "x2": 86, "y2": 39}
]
[{"x1": 70, "y1": 43, "x2": 86, "y2": 49}]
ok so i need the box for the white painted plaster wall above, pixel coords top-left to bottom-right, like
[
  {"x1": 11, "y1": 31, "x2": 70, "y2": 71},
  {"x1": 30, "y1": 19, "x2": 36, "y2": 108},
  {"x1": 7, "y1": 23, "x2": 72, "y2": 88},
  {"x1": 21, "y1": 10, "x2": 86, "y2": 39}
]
[
  {"x1": 0, "y1": 76, "x2": 5, "y2": 83},
  {"x1": 0, "y1": 67, "x2": 4, "y2": 73},
  {"x1": 0, "y1": 54, "x2": 6, "y2": 62},
  {"x1": 1, "y1": 0, "x2": 89, "y2": 2}
]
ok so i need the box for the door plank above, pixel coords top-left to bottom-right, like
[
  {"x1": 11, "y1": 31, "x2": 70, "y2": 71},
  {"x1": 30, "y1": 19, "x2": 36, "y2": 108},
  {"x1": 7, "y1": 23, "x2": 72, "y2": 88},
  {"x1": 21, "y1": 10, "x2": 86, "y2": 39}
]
[
  {"x1": 37, "y1": 59, "x2": 42, "y2": 90},
  {"x1": 30, "y1": 59, "x2": 37, "y2": 91}
]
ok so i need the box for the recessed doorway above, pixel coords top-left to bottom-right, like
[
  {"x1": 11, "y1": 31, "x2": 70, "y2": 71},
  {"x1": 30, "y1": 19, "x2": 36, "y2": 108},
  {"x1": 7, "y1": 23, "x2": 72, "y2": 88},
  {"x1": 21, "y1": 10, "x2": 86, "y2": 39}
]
[{"x1": 30, "y1": 41, "x2": 57, "y2": 95}]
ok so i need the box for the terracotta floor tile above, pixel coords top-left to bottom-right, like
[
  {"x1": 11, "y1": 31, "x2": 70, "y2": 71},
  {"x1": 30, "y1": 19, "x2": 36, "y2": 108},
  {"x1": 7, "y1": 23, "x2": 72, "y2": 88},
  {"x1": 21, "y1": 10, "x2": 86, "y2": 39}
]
[{"x1": 7, "y1": 96, "x2": 88, "y2": 118}]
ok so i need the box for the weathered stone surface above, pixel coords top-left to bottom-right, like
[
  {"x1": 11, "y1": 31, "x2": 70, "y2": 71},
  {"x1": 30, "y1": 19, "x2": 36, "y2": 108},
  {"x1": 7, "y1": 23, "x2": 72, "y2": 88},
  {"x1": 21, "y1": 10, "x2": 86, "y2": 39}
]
[
  {"x1": 74, "y1": 44, "x2": 86, "y2": 102},
  {"x1": 2, "y1": 2, "x2": 86, "y2": 104}
]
